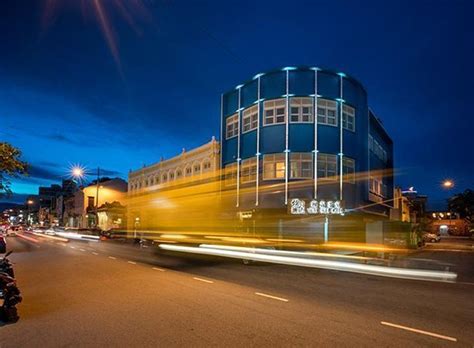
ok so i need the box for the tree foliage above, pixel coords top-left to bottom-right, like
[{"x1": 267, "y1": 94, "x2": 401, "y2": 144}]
[
  {"x1": 447, "y1": 189, "x2": 474, "y2": 219},
  {"x1": 0, "y1": 142, "x2": 28, "y2": 198}
]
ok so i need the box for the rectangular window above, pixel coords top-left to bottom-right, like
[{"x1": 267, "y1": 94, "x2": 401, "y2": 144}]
[
  {"x1": 242, "y1": 105, "x2": 258, "y2": 133},
  {"x1": 317, "y1": 153, "x2": 337, "y2": 180},
  {"x1": 290, "y1": 97, "x2": 313, "y2": 123},
  {"x1": 241, "y1": 157, "x2": 257, "y2": 183},
  {"x1": 290, "y1": 153, "x2": 313, "y2": 179},
  {"x1": 225, "y1": 113, "x2": 239, "y2": 139},
  {"x1": 317, "y1": 99, "x2": 337, "y2": 126},
  {"x1": 342, "y1": 104, "x2": 355, "y2": 131},
  {"x1": 263, "y1": 153, "x2": 286, "y2": 180},
  {"x1": 343, "y1": 157, "x2": 355, "y2": 183},
  {"x1": 263, "y1": 99, "x2": 286, "y2": 126},
  {"x1": 370, "y1": 137, "x2": 388, "y2": 163},
  {"x1": 224, "y1": 163, "x2": 237, "y2": 186},
  {"x1": 87, "y1": 196, "x2": 95, "y2": 208},
  {"x1": 369, "y1": 175, "x2": 385, "y2": 197}
]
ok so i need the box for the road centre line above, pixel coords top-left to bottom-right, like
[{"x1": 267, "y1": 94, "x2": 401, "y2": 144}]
[
  {"x1": 152, "y1": 267, "x2": 165, "y2": 272},
  {"x1": 92, "y1": 252, "x2": 99, "y2": 255},
  {"x1": 380, "y1": 321, "x2": 457, "y2": 342},
  {"x1": 193, "y1": 277, "x2": 214, "y2": 284},
  {"x1": 70, "y1": 246, "x2": 75, "y2": 249},
  {"x1": 108, "y1": 256, "x2": 116, "y2": 260},
  {"x1": 255, "y1": 292, "x2": 289, "y2": 302},
  {"x1": 127, "y1": 261, "x2": 137, "y2": 265},
  {"x1": 79, "y1": 249, "x2": 86, "y2": 252}
]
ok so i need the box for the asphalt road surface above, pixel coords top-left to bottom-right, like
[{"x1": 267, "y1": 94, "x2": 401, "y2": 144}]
[{"x1": 1, "y1": 235, "x2": 473, "y2": 347}]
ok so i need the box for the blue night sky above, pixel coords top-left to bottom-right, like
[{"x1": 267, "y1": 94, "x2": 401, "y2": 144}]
[{"x1": 1, "y1": 0, "x2": 473, "y2": 209}]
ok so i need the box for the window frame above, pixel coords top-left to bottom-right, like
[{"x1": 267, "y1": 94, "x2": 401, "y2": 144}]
[
  {"x1": 242, "y1": 105, "x2": 259, "y2": 133},
  {"x1": 263, "y1": 153, "x2": 286, "y2": 180},
  {"x1": 290, "y1": 152, "x2": 313, "y2": 179},
  {"x1": 224, "y1": 163, "x2": 238, "y2": 187},
  {"x1": 290, "y1": 97, "x2": 313, "y2": 123},
  {"x1": 342, "y1": 104, "x2": 356, "y2": 132},
  {"x1": 263, "y1": 99, "x2": 286, "y2": 126},
  {"x1": 317, "y1": 99, "x2": 338, "y2": 127},
  {"x1": 241, "y1": 157, "x2": 257, "y2": 184},
  {"x1": 317, "y1": 153, "x2": 338, "y2": 181},
  {"x1": 225, "y1": 113, "x2": 239, "y2": 139},
  {"x1": 342, "y1": 157, "x2": 356, "y2": 183}
]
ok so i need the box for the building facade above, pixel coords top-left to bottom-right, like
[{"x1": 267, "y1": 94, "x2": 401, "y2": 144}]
[
  {"x1": 127, "y1": 137, "x2": 220, "y2": 231},
  {"x1": 220, "y1": 66, "x2": 394, "y2": 242}
]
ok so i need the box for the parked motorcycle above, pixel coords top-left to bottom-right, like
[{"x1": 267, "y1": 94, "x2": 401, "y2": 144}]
[
  {"x1": 0, "y1": 250, "x2": 15, "y2": 278},
  {"x1": 0, "y1": 251, "x2": 22, "y2": 323}
]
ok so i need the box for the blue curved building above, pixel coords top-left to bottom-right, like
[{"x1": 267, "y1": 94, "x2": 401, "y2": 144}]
[{"x1": 220, "y1": 66, "x2": 394, "y2": 236}]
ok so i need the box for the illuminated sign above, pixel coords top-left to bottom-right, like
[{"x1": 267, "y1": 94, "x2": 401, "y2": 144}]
[{"x1": 290, "y1": 199, "x2": 345, "y2": 216}]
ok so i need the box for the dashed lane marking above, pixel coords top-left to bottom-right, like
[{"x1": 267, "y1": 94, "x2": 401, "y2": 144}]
[
  {"x1": 380, "y1": 321, "x2": 457, "y2": 342},
  {"x1": 108, "y1": 256, "x2": 116, "y2": 260},
  {"x1": 79, "y1": 249, "x2": 86, "y2": 252},
  {"x1": 152, "y1": 267, "x2": 165, "y2": 272},
  {"x1": 193, "y1": 277, "x2": 214, "y2": 284},
  {"x1": 127, "y1": 261, "x2": 137, "y2": 265},
  {"x1": 92, "y1": 252, "x2": 99, "y2": 255},
  {"x1": 255, "y1": 292, "x2": 289, "y2": 302}
]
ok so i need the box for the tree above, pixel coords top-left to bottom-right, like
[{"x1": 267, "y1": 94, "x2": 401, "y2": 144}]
[
  {"x1": 447, "y1": 189, "x2": 474, "y2": 219},
  {"x1": 0, "y1": 142, "x2": 28, "y2": 198}
]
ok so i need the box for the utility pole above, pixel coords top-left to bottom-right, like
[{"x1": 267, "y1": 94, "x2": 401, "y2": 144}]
[{"x1": 95, "y1": 167, "x2": 100, "y2": 227}]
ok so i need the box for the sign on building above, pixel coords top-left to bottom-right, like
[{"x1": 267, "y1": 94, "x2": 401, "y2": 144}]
[{"x1": 290, "y1": 198, "x2": 345, "y2": 216}]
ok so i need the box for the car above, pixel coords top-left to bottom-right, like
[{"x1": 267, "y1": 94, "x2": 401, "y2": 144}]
[
  {"x1": 0, "y1": 235, "x2": 6, "y2": 254},
  {"x1": 423, "y1": 233, "x2": 441, "y2": 243}
]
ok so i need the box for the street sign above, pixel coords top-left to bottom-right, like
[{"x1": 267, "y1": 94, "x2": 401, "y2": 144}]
[{"x1": 289, "y1": 198, "x2": 345, "y2": 216}]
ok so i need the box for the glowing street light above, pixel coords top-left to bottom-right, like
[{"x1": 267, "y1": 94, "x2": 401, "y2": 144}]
[
  {"x1": 442, "y1": 180, "x2": 454, "y2": 189},
  {"x1": 71, "y1": 166, "x2": 85, "y2": 179}
]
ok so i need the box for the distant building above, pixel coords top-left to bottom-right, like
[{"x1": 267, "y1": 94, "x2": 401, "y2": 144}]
[
  {"x1": 391, "y1": 187, "x2": 411, "y2": 222},
  {"x1": 428, "y1": 211, "x2": 470, "y2": 236},
  {"x1": 65, "y1": 178, "x2": 127, "y2": 229}
]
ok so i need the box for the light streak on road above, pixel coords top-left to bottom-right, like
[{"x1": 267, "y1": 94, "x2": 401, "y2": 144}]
[
  {"x1": 33, "y1": 233, "x2": 69, "y2": 243},
  {"x1": 54, "y1": 232, "x2": 100, "y2": 242},
  {"x1": 200, "y1": 244, "x2": 372, "y2": 261},
  {"x1": 158, "y1": 244, "x2": 457, "y2": 282},
  {"x1": 381, "y1": 321, "x2": 457, "y2": 342},
  {"x1": 192, "y1": 277, "x2": 214, "y2": 284},
  {"x1": 255, "y1": 292, "x2": 289, "y2": 302},
  {"x1": 17, "y1": 233, "x2": 39, "y2": 243}
]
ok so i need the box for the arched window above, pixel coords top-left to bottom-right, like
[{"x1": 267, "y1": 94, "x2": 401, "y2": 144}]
[
  {"x1": 169, "y1": 171, "x2": 175, "y2": 180},
  {"x1": 162, "y1": 173, "x2": 168, "y2": 183},
  {"x1": 193, "y1": 162, "x2": 201, "y2": 174},
  {"x1": 176, "y1": 168, "x2": 182, "y2": 179},
  {"x1": 185, "y1": 165, "x2": 192, "y2": 176},
  {"x1": 202, "y1": 160, "x2": 211, "y2": 172}
]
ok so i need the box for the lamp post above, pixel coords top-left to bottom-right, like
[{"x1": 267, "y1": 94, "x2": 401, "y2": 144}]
[{"x1": 27, "y1": 199, "x2": 34, "y2": 226}]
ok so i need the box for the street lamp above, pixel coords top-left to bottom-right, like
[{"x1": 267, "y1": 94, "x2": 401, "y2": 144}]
[{"x1": 442, "y1": 179, "x2": 454, "y2": 189}]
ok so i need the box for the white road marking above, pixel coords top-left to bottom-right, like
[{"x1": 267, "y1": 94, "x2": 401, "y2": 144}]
[
  {"x1": 92, "y1": 252, "x2": 99, "y2": 255},
  {"x1": 255, "y1": 292, "x2": 289, "y2": 302},
  {"x1": 79, "y1": 249, "x2": 86, "y2": 252},
  {"x1": 127, "y1": 261, "x2": 137, "y2": 265},
  {"x1": 152, "y1": 267, "x2": 165, "y2": 272},
  {"x1": 108, "y1": 256, "x2": 116, "y2": 260},
  {"x1": 380, "y1": 321, "x2": 457, "y2": 342},
  {"x1": 70, "y1": 246, "x2": 75, "y2": 249},
  {"x1": 193, "y1": 277, "x2": 214, "y2": 284}
]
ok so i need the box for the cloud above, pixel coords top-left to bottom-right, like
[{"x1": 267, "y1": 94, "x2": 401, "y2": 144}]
[
  {"x1": 27, "y1": 164, "x2": 62, "y2": 181},
  {"x1": 99, "y1": 168, "x2": 123, "y2": 177}
]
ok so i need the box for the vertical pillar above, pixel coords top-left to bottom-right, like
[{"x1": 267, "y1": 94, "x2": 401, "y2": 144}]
[
  {"x1": 313, "y1": 68, "x2": 319, "y2": 199},
  {"x1": 339, "y1": 75, "x2": 344, "y2": 201},
  {"x1": 324, "y1": 215, "x2": 329, "y2": 243},
  {"x1": 256, "y1": 76, "x2": 261, "y2": 206},
  {"x1": 284, "y1": 69, "x2": 290, "y2": 205},
  {"x1": 236, "y1": 87, "x2": 242, "y2": 208}
]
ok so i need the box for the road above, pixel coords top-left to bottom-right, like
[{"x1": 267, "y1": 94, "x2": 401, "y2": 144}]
[{"x1": 1, "y1": 235, "x2": 473, "y2": 347}]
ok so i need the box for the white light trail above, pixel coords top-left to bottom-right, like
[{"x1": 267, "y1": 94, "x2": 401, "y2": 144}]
[{"x1": 158, "y1": 244, "x2": 457, "y2": 282}]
